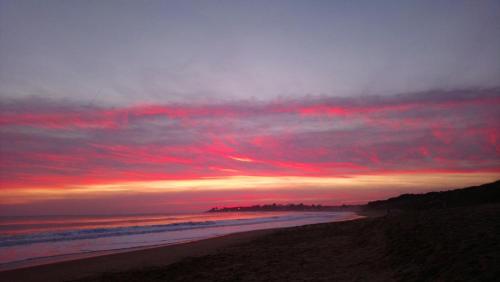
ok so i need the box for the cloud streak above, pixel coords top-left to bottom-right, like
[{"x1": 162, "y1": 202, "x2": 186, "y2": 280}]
[{"x1": 1, "y1": 89, "x2": 499, "y2": 128}]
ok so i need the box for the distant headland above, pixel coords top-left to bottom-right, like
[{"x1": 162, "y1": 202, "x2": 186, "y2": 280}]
[{"x1": 207, "y1": 203, "x2": 360, "y2": 212}]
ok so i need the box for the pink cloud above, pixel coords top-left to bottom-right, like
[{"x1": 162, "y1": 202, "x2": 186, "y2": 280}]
[{"x1": 1, "y1": 89, "x2": 499, "y2": 190}]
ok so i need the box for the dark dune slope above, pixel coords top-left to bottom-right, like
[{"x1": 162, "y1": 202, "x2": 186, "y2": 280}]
[{"x1": 367, "y1": 180, "x2": 500, "y2": 211}]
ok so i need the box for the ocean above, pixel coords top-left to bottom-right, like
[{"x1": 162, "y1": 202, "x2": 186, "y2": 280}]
[{"x1": 0, "y1": 211, "x2": 360, "y2": 270}]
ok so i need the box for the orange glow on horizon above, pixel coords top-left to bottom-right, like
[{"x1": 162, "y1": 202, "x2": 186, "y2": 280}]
[{"x1": 2, "y1": 172, "x2": 498, "y2": 206}]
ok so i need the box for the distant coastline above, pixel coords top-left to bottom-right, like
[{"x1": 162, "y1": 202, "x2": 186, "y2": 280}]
[
  {"x1": 207, "y1": 203, "x2": 360, "y2": 213},
  {"x1": 208, "y1": 180, "x2": 500, "y2": 214}
]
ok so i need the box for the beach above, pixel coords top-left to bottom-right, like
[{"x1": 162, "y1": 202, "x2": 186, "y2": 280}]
[
  {"x1": 0, "y1": 211, "x2": 360, "y2": 281},
  {"x1": 0, "y1": 228, "x2": 277, "y2": 282},
  {"x1": 2, "y1": 203, "x2": 498, "y2": 281},
  {"x1": 0, "y1": 211, "x2": 360, "y2": 270}
]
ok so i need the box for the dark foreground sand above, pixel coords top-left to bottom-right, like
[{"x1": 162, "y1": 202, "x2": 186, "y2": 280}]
[{"x1": 2, "y1": 204, "x2": 499, "y2": 282}]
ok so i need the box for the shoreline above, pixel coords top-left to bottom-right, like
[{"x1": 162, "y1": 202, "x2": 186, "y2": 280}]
[
  {"x1": 0, "y1": 212, "x2": 365, "y2": 282},
  {"x1": 0, "y1": 239, "x2": 197, "y2": 272},
  {"x1": 0, "y1": 211, "x2": 361, "y2": 271},
  {"x1": 77, "y1": 203, "x2": 500, "y2": 282},
  {"x1": 1, "y1": 203, "x2": 498, "y2": 282},
  {"x1": 0, "y1": 228, "x2": 278, "y2": 282}
]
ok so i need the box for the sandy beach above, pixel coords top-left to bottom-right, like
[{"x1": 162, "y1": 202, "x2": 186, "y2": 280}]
[
  {"x1": 0, "y1": 228, "x2": 277, "y2": 282},
  {"x1": 2, "y1": 202, "x2": 498, "y2": 282}
]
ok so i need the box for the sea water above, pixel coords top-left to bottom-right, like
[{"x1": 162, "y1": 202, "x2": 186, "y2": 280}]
[{"x1": 0, "y1": 211, "x2": 360, "y2": 270}]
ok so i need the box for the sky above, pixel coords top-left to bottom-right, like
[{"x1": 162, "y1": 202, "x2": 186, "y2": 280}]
[{"x1": 1, "y1": 0, "x2": 499, "y2": 215}]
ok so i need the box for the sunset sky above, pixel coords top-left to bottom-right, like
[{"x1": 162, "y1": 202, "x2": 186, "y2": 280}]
[{"x1": 1, "y1": 1, "x2": 499, "y2": 215}]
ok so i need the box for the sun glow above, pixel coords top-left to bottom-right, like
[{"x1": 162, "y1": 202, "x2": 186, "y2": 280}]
[{"x1": 2, "y1": 172, "x2": 498, "y2": 205}]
